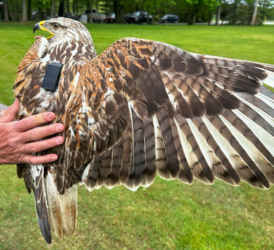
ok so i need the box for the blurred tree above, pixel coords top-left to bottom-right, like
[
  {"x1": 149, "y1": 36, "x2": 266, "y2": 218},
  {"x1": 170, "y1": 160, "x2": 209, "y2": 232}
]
[
  {"x1": 183, "y1": 0, "x2": 217, "y2": 24},
  {"x1": 224, "y1": 0, "x2": 274, "y2": 25},
  {"x1": 3, "y1": 0, "x2": 9, "y2": 21},
  {"x1": 4, "y1": 0, "x2": 274, "y2": 24},
  {"x1": 231, "y1": 0, "x2": 239, "y2": 24},
  {"x1": 21, "y1": 0, "x2": 27, "y2": 21},
  {"x1": 27, "y1": 0, "x2": 31, "y2": 20},
  {"x1": 88, "y1": 0, "x2": 93, "y2": 22},
  {"x1": 216, "y1": 0, "x2": 222, "y2": 25},
  {"x1": 251, "y1": 0, "x2": 259, "y2": 24},
  {"x1": 260, "y1": 0, "x2": 274, "y2": 20},
  {"x1": 58, "y1": 0, "x2": 65, "y2": 16}
]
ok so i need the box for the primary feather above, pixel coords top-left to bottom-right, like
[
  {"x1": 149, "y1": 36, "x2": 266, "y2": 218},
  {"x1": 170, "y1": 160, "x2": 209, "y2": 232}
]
[{"x1": 14, "y1": 17, "x2": 274, "y2": 243}]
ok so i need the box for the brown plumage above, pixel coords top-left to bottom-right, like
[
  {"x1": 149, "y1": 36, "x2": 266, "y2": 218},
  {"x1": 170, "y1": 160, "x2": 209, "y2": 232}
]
[{"x1": 13, "y1": 18, "x2": 274, "y2": 243}]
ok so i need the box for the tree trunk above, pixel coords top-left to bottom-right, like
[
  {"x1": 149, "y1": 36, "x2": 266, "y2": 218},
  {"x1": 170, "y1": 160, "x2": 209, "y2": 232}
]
[
  {"x1": 21, "y1": 0, "x2": 27, "y2": 21},
  {"x1": 3, "y1": 0, "x2": 8, "y2": 21},
  {"x1": 251, "y1": 0, "x2": 259, "y2": 25},
  {"x1": 120, "y1": 8, "x2": 125, "y2": 23},
  {"x1": 190, "y1": 0, "x2": 200, "y2": 25},
  {"x1": 208, "y1": 11, "x2": 212, "y2": 25},
  {"x1": 58, "y1": 1, "x2": 65, "y2": 16},
  {"x1": 62, "y1": 0, "x2": 66, "y2": 15},
  {"x1": 73, "y1": 0, "x2": 76, "y2": 14},
  {"x1": 191, "y1": 14, "x2": 196, "y2": 25},
  {"x1": 88, "y1": 0, "x2": 93, "y2": 23},
  {"x1": 216, "y1": 4, "x2": 221, "y2": 25},
  {"x1": 50, "y1": 0, "x2": 53, "y2": 17},
  {"x1": 16, "y1": 0, "x2": 19, "y2": 21},
  {"x1": 63, "y1": 0, "x2": 66, "y2": 15},
  {"x1": 67, "y1": 0, "x2": 70, "y2": 13},
  {"x1": 27, "y1": 0, "x2": 31, "y2": 20},
  {"x1": 113, "y1": 0, "x2": 117, "y2": 23},
  {"x1": 38, "y1": 7, "x2": 43, "y2": 20},
  {"x1": 232, "y1": 1, "x2": 237, "y2": 25}
]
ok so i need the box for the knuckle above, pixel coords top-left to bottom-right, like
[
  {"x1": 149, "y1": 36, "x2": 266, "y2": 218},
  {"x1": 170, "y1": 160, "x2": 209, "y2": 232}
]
[
  {"x1": 7, "y1": 137, "x2": 17, "y2": 148},
  {"x1": 29, "y1": 129, "x2": 38, "y2": 141},
  {"x1": 13, "y1": 121, "x2": 21, "y2": 131},
  {"x1": 24, "y1": 118, "x2": 33, "y2": 128},
  {"x1": 30, "y1": 144, "x2": 37, "y2": 153},
  {"x1": 29, "y1": 158, "x2": 36, "y2": 165}
]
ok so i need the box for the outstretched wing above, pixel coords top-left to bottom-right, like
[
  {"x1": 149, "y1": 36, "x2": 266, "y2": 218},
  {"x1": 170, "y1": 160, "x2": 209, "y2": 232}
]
[{"x1": 66, "y1": 37, "x2": 274, "y2": 192}]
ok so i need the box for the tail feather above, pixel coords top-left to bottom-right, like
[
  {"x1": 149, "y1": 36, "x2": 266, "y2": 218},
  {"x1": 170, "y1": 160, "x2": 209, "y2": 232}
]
[
  {"x1": 58, "y1": 185, "x2": 77, "y2": 236},
  {"x1": 44, "y1": 171, "x2": 63, "y2": 238},
  {"x1": 44, "y1": 171, "x2": 77, "y2": 238},
  {"x1": 33, "y1": 167, "x2": 52, "y2": 244}
]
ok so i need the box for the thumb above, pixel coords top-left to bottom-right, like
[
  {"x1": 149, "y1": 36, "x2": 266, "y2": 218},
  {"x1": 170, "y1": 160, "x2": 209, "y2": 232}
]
[{"x1": 0, "y1": 98, "x2": 20, "y2": 123}]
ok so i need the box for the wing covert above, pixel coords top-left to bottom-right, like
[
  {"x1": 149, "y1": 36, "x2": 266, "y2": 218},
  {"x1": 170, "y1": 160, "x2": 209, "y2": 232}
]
[{"x1": 73, "y1": 37, "x2": 274, "y2": 191}]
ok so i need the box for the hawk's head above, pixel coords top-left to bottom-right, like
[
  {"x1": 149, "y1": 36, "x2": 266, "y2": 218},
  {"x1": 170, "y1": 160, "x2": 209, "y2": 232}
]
[
  {"x1": 33, "y1": 17, "x2": 96, "y2": 62},
  {"x1": 33, "y1": 17, "x2": 93, "y2": 49}
]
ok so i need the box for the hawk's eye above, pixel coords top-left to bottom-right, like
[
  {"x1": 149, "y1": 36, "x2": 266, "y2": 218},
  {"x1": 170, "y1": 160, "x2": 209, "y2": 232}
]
[{"x1": 52, "y1": 23, "x2": 60, "y2": 30}]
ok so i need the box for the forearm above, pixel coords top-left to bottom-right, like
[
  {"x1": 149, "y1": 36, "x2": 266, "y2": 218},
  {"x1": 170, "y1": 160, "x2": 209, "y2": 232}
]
[{"x1": 0, "y1": 103, "x2": 8, "y2": 118}]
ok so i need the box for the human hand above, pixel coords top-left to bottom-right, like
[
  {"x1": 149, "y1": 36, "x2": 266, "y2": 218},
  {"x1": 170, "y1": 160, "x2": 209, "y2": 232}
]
[{"x1": 0, "y1": 98, "x2": 64, "y2": 165}]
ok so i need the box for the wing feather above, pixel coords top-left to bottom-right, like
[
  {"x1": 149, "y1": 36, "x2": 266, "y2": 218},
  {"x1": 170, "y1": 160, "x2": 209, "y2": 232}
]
[
  {"x1": 74, "y1": 38, "x2": 274, "y2": 191},
  {"x1": 14, "y1": 37, "x2": 274, "y2": 196}
]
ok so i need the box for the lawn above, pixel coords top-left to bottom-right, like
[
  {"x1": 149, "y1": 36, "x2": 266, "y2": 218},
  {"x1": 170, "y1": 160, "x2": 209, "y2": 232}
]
[{"x1": 0, "y1": 22, "x2": 274, "y2": 250}]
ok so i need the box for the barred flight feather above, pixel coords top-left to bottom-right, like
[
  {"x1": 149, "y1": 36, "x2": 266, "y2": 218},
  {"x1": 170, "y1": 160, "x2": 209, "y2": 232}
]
[{"x1": 12, "y1": 17, "x2": 274, "y2": 243}]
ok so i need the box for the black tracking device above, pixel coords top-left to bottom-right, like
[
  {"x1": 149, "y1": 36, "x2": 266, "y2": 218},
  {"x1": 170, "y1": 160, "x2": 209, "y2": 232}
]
[{"x1": 41, "y1": 62, "x2": 63, "y2": 91}]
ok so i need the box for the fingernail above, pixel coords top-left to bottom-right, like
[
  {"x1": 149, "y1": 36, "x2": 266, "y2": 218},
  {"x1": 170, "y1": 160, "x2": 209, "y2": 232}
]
[
  {"x1": 56, "y1": 125, "x2": 64, "y2": 132},
  {"x1": 47, "y1": 113, "x2": 55, "y2": 120},
  {"x1": 52, "y1": 155, "x2": 58, "y2": 161},
  {"x1": 56, "y1": 137, "x2": 64, "y2": 144}
]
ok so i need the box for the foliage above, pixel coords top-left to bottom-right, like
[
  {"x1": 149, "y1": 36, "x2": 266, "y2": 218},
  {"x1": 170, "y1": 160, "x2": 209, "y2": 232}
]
[
  {"x1": 222, "y1": 0, "x2": 274, "y2": 25},
  {"x1": 0, "y1": 21, "x2": 274, "y2": 249},
  {"x1": 3, "y1": 0, "x2": 274, "y2": 24}
]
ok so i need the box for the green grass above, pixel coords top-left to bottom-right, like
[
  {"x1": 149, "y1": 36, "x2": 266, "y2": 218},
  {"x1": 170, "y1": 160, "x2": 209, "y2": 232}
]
[{"x1": 0, "y1": 22, "x2": 274, "y2": 250}]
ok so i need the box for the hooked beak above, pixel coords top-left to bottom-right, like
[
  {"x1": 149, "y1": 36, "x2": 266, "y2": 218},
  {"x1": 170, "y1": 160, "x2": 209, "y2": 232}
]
[{"x1": 33, "y1": 21, "x2": 54, "y2": 39}]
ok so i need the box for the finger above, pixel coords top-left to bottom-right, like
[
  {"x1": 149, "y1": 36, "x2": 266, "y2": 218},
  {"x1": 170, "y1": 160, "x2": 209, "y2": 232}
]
[
  {"x1": 21, "y1": 123, "x2": 65, "y2": 143},
  {"x1": 14, "y1": 112, "x2": 56, "y2": 132},
  {"x1": 21, "y1": 153, "x2": 58, "y2": 165},
  {"x1": 21, "y1": 136, "x2": 64, "y2": 153},
  {"x1": 0, "y1": 98, "x2": 20, "y2": 123}
]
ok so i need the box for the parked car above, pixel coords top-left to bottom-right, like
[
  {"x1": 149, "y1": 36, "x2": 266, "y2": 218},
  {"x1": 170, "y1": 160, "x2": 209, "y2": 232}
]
[
  {"x1": 124, "y1": 12, "x2": 132, "y2": 23},
  {"x1": 127, "y1": 11, "x2": 152, "y2": 24},
  {"x1": 85, "y1": 9, "x2": 100, "y2": 22},
  {"x1": 159, "y1": 14, "x2": 179, "y2": 24},
  {"x1": 106, "y1": 13, "x2": 115, "y2": 23},
  {"x1": 80, "y1": 9, "x2": 100, "y2": 23},
  {"x1": 64, "y1": 12, "x2": 77, "y2": 20},
  {"x1": 31, "y1": 10, "x2": 46, "y2": 20},
  {"x1": 99, "y1": 13, "x2": 106, "y2": 23},
  {"x1": 45, "y1": 12, "x2": 58, "y2": 20}
]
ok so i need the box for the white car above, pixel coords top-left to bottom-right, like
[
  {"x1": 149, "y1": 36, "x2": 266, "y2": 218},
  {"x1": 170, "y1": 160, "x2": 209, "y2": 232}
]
[
  {"x1": 80, "y1": 9, "x2": 100, "y2": 23},
  {"x1": 99, "y1": 13, "x2": 106, "y2": 23}
]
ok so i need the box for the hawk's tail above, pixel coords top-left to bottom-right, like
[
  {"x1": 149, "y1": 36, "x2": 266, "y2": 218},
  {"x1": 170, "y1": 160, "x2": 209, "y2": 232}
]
[
  {"x1": 33, "y1": 167, "x2": 52, "y2": 244},
  {"x1": 44, "y1": 172, "x2": 77, "y2": 240}
]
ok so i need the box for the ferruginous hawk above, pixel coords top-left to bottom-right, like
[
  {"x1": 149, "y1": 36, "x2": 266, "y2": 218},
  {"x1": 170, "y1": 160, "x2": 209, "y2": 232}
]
[{"x1": 12, "y1": 17, "x2": 274, "y2": 243}]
